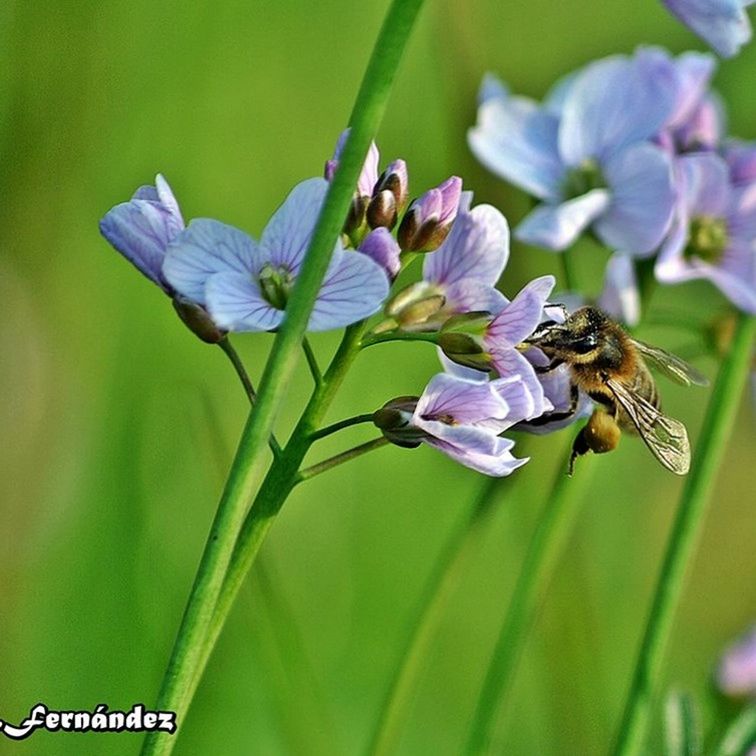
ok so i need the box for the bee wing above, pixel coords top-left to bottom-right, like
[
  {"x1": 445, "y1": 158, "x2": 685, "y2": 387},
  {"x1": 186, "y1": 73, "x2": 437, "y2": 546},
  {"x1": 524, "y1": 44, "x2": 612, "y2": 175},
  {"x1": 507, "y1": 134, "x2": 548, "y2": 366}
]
[
  {"x1": 606, "y1": 378, "x2": 691, "y2": 475},
  {"x1": 632, "y1": 339, "x2": 709, "y2": 387}
]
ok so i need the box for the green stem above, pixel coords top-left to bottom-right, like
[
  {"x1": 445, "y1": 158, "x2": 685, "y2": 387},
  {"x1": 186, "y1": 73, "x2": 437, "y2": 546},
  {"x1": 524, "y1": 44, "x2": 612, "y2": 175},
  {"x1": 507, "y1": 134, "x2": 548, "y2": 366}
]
[
  {"x1": 367, "y1": 473, "x2": 511, "y2": 756},
  {"x1": 219, "y1": 339, "x2": 282, "y2": 457},
  {"x1": 560, "y1": 247, "x2": 579, "y2": 292},
  {"x1": 302, "y1": 337, "x2": 323, "y2": 386},
  {"x1": 613, "y1": 313, "x2": 755, "y2": 756},
  {"x1": 311, "y1": 413, "x2": 376, "y2": 441},
  {"x1": 465, "y1": 447, "x2": 595, "y2": 753},
  {"x1": 298, "y1": 437, "x2": 388, "y2": 482},
  {"x1": 140, "y1": 0, "x2": 426, "y2": 751},
  {"x1": 361, "y1": 330, "x2": 440, "y2": 349}
]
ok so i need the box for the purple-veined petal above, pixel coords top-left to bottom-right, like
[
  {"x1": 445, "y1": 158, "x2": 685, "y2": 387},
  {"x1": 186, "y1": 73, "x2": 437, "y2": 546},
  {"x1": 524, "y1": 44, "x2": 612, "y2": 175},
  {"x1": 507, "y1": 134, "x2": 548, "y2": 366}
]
[
  {"x1": 516, "y1": 189, "x2": 610, "y2": 251},
  {"x1": 424, "y1": 428, "x2": 527, "y2": 477},
  {"x1": 488, "y1": 275, "x2": 556, "y2": 346},
  {"x1": 163, "y1": 219, "x2": 257, "y2": 305},
  {"x1": 662, "y1": 0, "x2": 753, "y2": 58},
  {"x1": 205, "y1": 271, "x2": 285, "y2": 332},
  {"x1": 491, "y1": 374, "x2": 540, "y2": 424},
  {"x1": 559, "y1": 55, "x2": 676, "y2": 165},
  {"x1": 100, "y1": 199, "x2": 182, "y2": 292},
  {"x1": 261, "y1": 177, "x2": 334, "y2": 274},
  {"x1": 423, "y1": 203, "x2": 510, "y2": 287},
  {"x1": 598, "y1": 253, "x2": 641, "y2": 326},
  {"x1": 443, "y1": 280, "x2": 508, "y2": 316},
  {"x1": 469, "y1": 93, "x2": 565, "y2": 202},
  {"x1": 490, "y1": 347, "x2": 546, "y2": 410},
  {"x1": 414, "y1": 373, "x2": 510, "y2": 426},
  {"x1": 594, "y1": 143, "x2": 675, "y2": 255},
  {"x1": 438, "y1": 350, "x2": 490, "y2": 382},
  {"x1": 308, "y1": 249, "x2": 389, "y2": 331}
]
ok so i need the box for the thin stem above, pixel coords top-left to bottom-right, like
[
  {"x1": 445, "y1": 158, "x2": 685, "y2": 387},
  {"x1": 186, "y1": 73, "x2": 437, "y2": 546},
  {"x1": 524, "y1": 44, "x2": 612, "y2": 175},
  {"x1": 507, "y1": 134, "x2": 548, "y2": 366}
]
[
  {"x1": 140, "y1": 1, "x2": 426, "y2": 752},
  {"x1": 466, "y1": 445, "x2": 595, "y2": 754},
  {"x1": 302, "y1": 337, "x2": 323, "y2": 386},
  {"x1": 361, "y1": 330, "x2": 440, "y2": 349},
  {"x1": 310, "y1": 413, "x2": 376, "y2": 441},
  {"x1": 613, "y1": 313, "x2": 755, "y2": 756},
  {"x1": 219, "y1": 339, "x2": 282, "y2": 457},
  {"x1": 298, "y1": 437, "x2": 388, "y2": 482},
  {"x1": 560, "y1": 247, "x2": 579, "y2": 292},
  {"x1": 367, "y1": 473, "x2": 512, "y2": 756}
]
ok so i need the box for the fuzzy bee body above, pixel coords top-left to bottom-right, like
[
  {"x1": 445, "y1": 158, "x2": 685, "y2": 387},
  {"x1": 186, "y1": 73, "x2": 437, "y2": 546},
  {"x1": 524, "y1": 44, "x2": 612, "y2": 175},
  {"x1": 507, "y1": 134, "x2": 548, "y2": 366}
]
[{"x1": 527, "y1": 306, "x2": 707, "y2": 476}]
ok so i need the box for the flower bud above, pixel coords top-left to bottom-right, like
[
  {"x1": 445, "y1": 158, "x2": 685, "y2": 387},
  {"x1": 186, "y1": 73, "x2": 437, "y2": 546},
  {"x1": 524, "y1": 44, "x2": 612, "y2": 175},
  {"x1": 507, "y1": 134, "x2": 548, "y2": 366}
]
[
  {"x1": 172, "y1": 295, "x2": 226, "y2": 344},
  {"x1": 373, "y1": 397, "x2": 423, "y2": 448},
  {"x1": 359, "y1": 228, "x2": 401, "y2": 280},
  {"x1": 438, "y1": 332, "x2": 493, "y2": 372},
  {"x1": 440, "y1": 311, "x2": 494, "y2": 337},
  {"x1": 366, "y1": 190, "x2": 397, "y2": 230},
  {"x1": 385, "y1": 281, "x2": 446, "y2": 329},
  {"x1": 343, "y1": 195, "x2": 370, "y2": 245},
  {"x1": 398, "y1": 176, "x2": 462, "y2": 252}
]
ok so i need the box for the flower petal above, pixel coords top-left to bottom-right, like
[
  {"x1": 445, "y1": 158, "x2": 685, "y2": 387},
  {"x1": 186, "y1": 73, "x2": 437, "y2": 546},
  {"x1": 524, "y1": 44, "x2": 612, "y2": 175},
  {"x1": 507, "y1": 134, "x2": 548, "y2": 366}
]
[
  {"x1": 680, "y1": 152, "x2": 732, "y2": 217},
  {"x1": 559, "y1": 55, "x2": 676, "y2": 164},
  {"x1": 260, "y1": 177, "x2": 332, "y2": 274},
  {"x1": 490, "y1": 347, "x2": 547, "y2": 411},
  {"x1": 423, "y1": 203, "x2": 510, "y2": 288},
  {"x1": 662, "y1": 0, "x2": 752, "y2": 58},
  {"x1": 594, "y1": 143, "x2": 675, "y2": 255},
  {"x1": 415, "y1": 373, "x2": 510, "y2": 426},
  {"x1": 308, "y1": 250, "x2": 389, "y2": 331},
  {"x1": 424, "y1": 429, "x2": 527, "y2": 477},
  {"x1": 516, "y1": 189, "x2": 610, "y2": 251},
  {"x1": 163, "y1": 219, "x2": 257, "y2": 305},
  {"x1": 488, "y1": 275, "x2": 556, "y2": 346},
  {"x1": 468, "y1": 92, "x2": 564, "y2": 201},
  {"x1": 443, "y1": 280, "x2": 508, "y2": 316},
  {"x1": 205, "y1": 271, "x2": 284, "y2": 332},
  {"x1": 359, "y1": 228, "x2": 401, "y2": 280},
  {"x1": 598, "y1": 253, "x2": 641, "y2": 326}
]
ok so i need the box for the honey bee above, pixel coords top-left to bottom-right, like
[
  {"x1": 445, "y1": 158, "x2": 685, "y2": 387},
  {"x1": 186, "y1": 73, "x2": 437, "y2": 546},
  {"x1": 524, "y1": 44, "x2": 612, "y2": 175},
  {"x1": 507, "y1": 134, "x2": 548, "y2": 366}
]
[{"x1": 526, "y1": 306, "x2": 708, "y2": 476}]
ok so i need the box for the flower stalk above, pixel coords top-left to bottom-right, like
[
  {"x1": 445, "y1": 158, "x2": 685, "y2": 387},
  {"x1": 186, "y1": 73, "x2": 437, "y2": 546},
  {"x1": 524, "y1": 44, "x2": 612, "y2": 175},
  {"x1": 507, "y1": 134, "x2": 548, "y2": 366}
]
[
  {"x1": 613, "y1": 312, "x2": 755, "y2": 756},
  {"x1": 140, "y1": 0, "x2": 426, "y2": 752}
]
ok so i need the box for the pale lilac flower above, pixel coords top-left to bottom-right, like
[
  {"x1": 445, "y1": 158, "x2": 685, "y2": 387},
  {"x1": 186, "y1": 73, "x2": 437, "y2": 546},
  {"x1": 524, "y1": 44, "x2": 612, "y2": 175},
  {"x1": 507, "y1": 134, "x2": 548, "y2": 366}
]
[
  {"x1": 374, "y1": 373, "x2": 535, "y2": 476},
  {"x1": 398, "y1": 176, "x2": 463, "y2": 252},
  {"x1": 325, "y1": 128, "x2": 380, "y2": 199},
  {"x1": 724, "y1": 140, "x2": 756, "y2": 186},
  {"x1": 598, "y1": 253, "x2": 641, "y2": 327},
  {"x1": 163, "y1": 178, "x2": 390, "y2": 332},
  {"x1": 469, "y1": 53, "x2": 677, "y2": 256},
  {"x1": 359, "y1": 228, "x2": 401, "y2": 280},
  {"x1": 656, "y1": 153, "x2": 756, "y2": 314},
  {"x1": 717, "y1": 626, "x2": 756, "y2": 696},
  {"x1": 386, "y1": 193, "x2": 509, "y2": 328},
  {"x1": 661, "y1": 0, "x2": 753, "y2": 58},
  {"x1": 99, "y1": 174, "x2": 184, "y2": 293}
]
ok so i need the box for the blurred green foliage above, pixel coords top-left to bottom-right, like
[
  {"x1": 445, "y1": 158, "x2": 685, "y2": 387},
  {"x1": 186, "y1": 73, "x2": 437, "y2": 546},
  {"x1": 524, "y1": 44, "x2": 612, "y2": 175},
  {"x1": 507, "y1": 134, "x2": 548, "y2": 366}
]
[{"x1": 0, "y1": 0, "x2": 754, "y2": 753}]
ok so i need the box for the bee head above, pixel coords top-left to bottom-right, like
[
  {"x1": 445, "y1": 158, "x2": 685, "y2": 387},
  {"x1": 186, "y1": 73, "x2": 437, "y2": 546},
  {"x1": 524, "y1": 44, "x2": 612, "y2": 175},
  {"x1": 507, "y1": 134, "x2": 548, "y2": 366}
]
[{"x1": 528, "y1": 306, "x2": 610, "y2": 361}]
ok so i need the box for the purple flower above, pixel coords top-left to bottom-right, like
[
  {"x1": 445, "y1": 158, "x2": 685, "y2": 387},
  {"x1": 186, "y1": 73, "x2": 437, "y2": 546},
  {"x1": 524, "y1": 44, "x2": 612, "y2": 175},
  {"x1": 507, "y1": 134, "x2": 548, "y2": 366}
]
[
  {"x1": 469, "y1": 52, "x2": 677, "y2": 255},
  {"x1": 163, "y1": 177, "x2": 390, "y2": 332},
  {"x1": 397, "y1": 176, "x2": 463, "y2": 252},
  {"x1": 724, "y1": 139, "x2": 756, "y2": 186},
  {"x1": 386, "y1": 194, "x2": 509, "y2": 328},
  {"x1": 99, "y1": 174, "x2": 184, "y2": 293},
  {"x1": 661, "y1": 0, "x2": 753, "y2": 58},
  {"x1": 656, "y1": 153, "x2": 756, "y2": 314},
  {"x1": 374, "y1": 373, "x2": 535, "y2": 476},
  {"x1": 325, "y1": 128, "x2": 380, "y2": 199},
  {"x1": 597, "y1": 253, "x2": 641, "y2": 327},
  {"x1": 717, "y1": 626, "x2": 756, "y2": 696},
  {"x1": 359, "y1": 228, "x2": 401, "y2": 280},
  {"x1": 367, "y1": 159, "x2": 409, "y2": 230}
]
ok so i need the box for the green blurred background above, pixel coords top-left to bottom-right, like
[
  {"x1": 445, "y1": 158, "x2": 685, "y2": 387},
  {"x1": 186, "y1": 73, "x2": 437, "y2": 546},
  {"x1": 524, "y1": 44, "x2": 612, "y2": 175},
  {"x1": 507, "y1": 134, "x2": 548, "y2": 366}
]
[{"x1": 1, "y1": 0, "x2": 754, "y2": 753}]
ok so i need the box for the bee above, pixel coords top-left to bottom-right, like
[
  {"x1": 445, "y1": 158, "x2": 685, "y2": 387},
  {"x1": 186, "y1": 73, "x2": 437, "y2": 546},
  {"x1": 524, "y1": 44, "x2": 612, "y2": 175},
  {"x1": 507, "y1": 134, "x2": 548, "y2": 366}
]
[{"x1": 526, "y1": 306, "x2": 708, "y2": 476}]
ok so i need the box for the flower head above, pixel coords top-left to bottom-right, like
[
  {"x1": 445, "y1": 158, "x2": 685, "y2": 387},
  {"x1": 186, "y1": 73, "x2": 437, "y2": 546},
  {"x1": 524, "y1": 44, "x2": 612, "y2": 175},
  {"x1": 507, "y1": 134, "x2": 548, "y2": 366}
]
[
  {"x1": 374, "y1": 372, "x2": 535, "y2": 476},
  {"x1": 99, "y1": 174, "x2": 184, "y2": 293},
  {"x1": 661, "y1": 0, "x2": 753, "y2": 58},
  {"x1": 163, "y1": 178, "x2": 390, "y2": 332},
  {"x1": 655, "y1": 153, "x2": 756, "y2": 314},
  {"x1": 469, "y1": 51, "x2": 677, "y2": 255},
  {"x1": 717, "y1": 625, "x2": 756, "y2": 697}
]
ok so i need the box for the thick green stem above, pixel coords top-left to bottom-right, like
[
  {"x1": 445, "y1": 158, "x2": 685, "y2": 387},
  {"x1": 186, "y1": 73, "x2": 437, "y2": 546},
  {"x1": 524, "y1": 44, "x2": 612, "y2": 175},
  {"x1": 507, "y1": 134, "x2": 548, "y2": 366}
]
[
  {"x1": 465, "y1": 447, "x2": 594, "y2": 753},
  {"x1": 367, "y1": 473, "x2": 510, "y2": 756},
  {"x1": 140, "y1": 1, "x2": 426, "y2": 752},
  {"x1": 613, "y1": 313, "x2": 755, "y2": 756}
]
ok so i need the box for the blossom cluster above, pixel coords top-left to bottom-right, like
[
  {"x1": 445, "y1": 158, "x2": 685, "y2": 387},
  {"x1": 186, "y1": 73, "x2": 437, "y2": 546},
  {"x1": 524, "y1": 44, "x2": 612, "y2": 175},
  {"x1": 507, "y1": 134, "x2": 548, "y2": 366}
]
[
  {"x1": 469, "y1": 46, "x2": 756, "y2": 317},
  {"x1": 100, "y1": 132, "x2": 583, "y2": 477}
]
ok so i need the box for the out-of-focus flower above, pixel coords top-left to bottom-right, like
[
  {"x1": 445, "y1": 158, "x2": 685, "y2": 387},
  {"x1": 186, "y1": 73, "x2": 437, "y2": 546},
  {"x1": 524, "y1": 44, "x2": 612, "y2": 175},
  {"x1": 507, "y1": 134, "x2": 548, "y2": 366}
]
[
  {"x1": 387, "y1": 193, "x2": 508, "y2": 328},
  {"x1": 163, "y1": 178, "x2": 390, "y2": 332},
  {"x1": 373, "y1": 372, "x2": 536, "y2": 476},
  {"x1": 661, "y1": 0, "x2": 753, "y2": 58},
  {"x1": 469, "y1": 52, "x2": 677, "y2": 255},
  {"x1": 724, "y1": 139, "x2": 756, "y2": 186},
  {"x1": 656, "y1": 153, "x2": 756, "y2": 314},
  {"x1": 397, "y1": 176, "x2": 463, "y2": 252},
  {"x1": 99, "y1": 174, "x2": 184, "y2": 293},
  {"x1": 717, "y1": 625, "x2": 756, "y2": 696},
  {"x1": 598, "y1": 253, "x2": 642, "y2": 327}
]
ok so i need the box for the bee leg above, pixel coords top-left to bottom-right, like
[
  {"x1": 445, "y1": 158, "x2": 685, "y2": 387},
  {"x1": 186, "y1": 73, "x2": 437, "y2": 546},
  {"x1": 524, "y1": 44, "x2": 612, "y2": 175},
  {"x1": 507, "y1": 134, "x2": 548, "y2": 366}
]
[
  {"x1": 568, "y1": 410, "x2": 621, "y2": 476},
  {"x1": 533, "y1": 357, "x2": 565, "y2": 374},
  {"x1": 529, "y1": 383, "x2": 579, "y2": 426}
]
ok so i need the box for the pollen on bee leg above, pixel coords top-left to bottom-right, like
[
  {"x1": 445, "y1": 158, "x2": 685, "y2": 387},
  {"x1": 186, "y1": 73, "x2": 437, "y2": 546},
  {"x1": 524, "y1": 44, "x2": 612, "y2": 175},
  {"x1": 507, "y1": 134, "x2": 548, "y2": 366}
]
[{"x1": 584, "y1": 410, "x2": 621, "y2": 454}]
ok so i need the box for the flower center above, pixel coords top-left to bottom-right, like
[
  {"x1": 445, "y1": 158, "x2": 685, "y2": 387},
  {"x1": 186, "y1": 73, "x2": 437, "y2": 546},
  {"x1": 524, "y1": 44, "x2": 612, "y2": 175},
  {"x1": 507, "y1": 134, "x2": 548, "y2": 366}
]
[
  {"x1": 562, "y1": 159, "x2": 606, "y2": 200},
  {"x1": 684, "y1": 216, "x2": 728, "y2": 264},
  {"x1": 258, "y1": 264, "x2": 294, "y2": 310}
]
